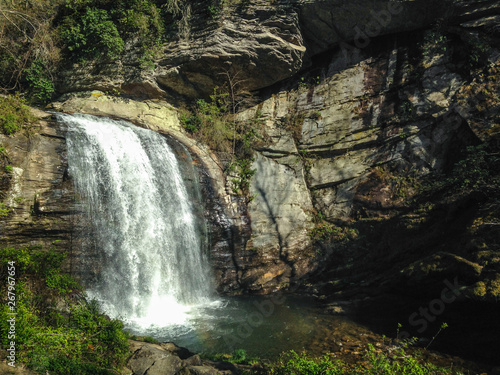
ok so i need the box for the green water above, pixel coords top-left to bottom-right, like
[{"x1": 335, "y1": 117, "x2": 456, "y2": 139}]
[{"x1": 125, "y1": 295, "x2": 371, "y2": 358}]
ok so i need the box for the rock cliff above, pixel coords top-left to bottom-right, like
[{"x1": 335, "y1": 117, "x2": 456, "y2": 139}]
[
  {"x1": 2, "y1": 0, "x2": 500, "y2": 318},
  {"x1": 57, "y1": 0, "x2": 469, "y2": 102},
  {"x1": 0, "y1": 110, "x2": 77, "y2": 259}
]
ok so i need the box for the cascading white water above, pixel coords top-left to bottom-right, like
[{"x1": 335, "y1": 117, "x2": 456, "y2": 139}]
[{"x1": 60, "y1": 113, "x2": 213, "y2": 327}]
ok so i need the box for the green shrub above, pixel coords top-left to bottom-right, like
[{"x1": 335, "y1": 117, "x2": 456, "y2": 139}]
[
  {"x1": 308, "y1": 212, "x2": 359, "y2": 243},
  {"x1": 0, "y1": 0, "x2": 61, "y2": 100},
  {"x1": 113, "y1": 0, "x2": 164, "y2": 45},
  {"x1": 58, "y1": 0, "x2": 164, "y2": 63},
  {"x1": 0, "y1": 247, "x2": 130, "y2": 374},
  {"x1": 60, "y1": 7, "x2": 124, "y2": 60},
  {"x1": 229, "y1": 156, "x2": 255, "y2": 195},
  {"x1": 181, "y1": 112, "x2": 202, "y2": 134},
  {"x1": 181, "y1": 90, "x2": 234, "y2": 153},
  {"x1": 0, "y1": 202, "x2": 10, "y2": 217},
  {"x1": 181, "y1": 86, "x2": 264, "y2": 197},
  {"x1": 266, "y1": 348, "x2": 460, "y2": 375},
  {"x1": 424, "y1": 143, "x2": 500, "y2": 195},
  {"x1": 0, "y1": 95, "x2": 36, "y2": 135},
  {"x1": 206, "y1": 348, "x2": 257, "y2": 365},
  {"x1": 361, "y1": 344, "x2": 453, "y2": 375},
  {"x1": 208, "y1": 5, "x2": 221, "y2": 19},
  {"x1": 46, "y1": 271, "x2": 80, "y2": 295},
  {"x1": 447, "y1": 144, "x2": 497, "y2": 190},
  {"x1": 24, "y1": 60, "x2": 56, "y2": 103},
  {"x1": 270, "y1": 350, "x2": 347, "y2": 375}
]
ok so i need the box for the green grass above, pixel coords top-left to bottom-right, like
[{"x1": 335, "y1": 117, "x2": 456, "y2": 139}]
[
  {"x1": 265, "y1": 346, "x2": 462, "y2": 375},
  {"x1": 141, "y1": 336, "x2": 159, "y2": 344},
  {"x1": 269, "y1": 350, "x2": 348, "y2": 375}
]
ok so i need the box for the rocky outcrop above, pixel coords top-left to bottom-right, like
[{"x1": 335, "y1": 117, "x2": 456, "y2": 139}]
[
  {"x1": 49, "y1": 0, "x2": 500, "y2": 292},
  {"x1": 233, "y1": 8, "x2": 499, "y2": 299},
  {"x1": 57, "y1": 2, "x2": 307, "y2": 101},
  {"x1": 237, "y1": 30, "x2": 475, "y2": 221},
  {"x1": 4, "y1": 0, "x2": 500, "y2": 297},
  {"x1": 56, "y1": 0, "x2": 497, "y2": 103},
  {"x1": 126, "y1": 341, "x2": 246, "y2": 375},
  {"x1": 0, "y1": 110, "x2": 79, "y2": 267}
]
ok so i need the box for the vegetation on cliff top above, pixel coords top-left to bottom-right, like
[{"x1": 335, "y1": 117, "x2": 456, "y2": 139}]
[
  {"x1": 0, "y1": 0, "x2": 169, "y2": 102},
  {"x1": 0, "y1": 0, "x2": 231, "y2": 103}
]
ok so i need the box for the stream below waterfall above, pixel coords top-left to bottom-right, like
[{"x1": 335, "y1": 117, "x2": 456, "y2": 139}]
[{"x1": 124, "y1": 295, "x2": 369, "y2": 358}]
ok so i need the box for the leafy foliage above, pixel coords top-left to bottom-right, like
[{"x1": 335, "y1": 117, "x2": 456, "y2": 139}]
[
  {"x1": 58, "y1": 0, "x2": 165, "y2": 64},
  {"x1": 206, "y1": 348, "x2": 257, "y2": 364},
  {"x1": 24, "y1": 59, "x2": 56, "y2": 102},
  {"x1": 425, "y1": 144, "x2": 500, "y2": 195},
  {"x1": 308, "y1": 211, "x2": 359, "y2": 243},
  {"x1": 360, "y1": 345, "x2": 454, "y2": 375},
  {"x1": 187, "y1": 92, "x2": 235, "y2": 154},
  {"x1": 141, "y1": 336, "x2": 159, "y2": 343},
  {"x1": 0, "y1": 246, "x2": 130, "y2": 374},
  {"x1": 0, "y1": 0, "x2": 61, "y2": 99},
  {"x1": 265, "y1": 347, "x2": 460, "y2": 375},
  {"x1": 0, "y1": 202, "x2": 10, "y2": 217},
  {"x1": 269, "y1": 350, "x2": 348, "y2": 375},
  {"x1": 59, "y1": 7, "x2": 124, "y2": 60},
  {"x1": 181, "y1": 86, "x2": 262, "y2": 196},
  {"x1": 0, "y1": 0, "x2": 167, "y2": 99},
  {"x1": 229, "y1": 155, "x2": 256, "y2": 195},
  {"x1": 0, "y1": 94, "x2": 36, "y2": 135}
]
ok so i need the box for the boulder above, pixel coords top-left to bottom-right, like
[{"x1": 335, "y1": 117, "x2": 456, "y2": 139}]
[{"x1": 128, "y1": 343, "x2": 183, "y2": 375}]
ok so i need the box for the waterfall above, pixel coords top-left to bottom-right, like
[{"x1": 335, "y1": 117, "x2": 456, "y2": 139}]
[{"x1": 60, "y1": 113, "x2": 213, "y2": 327}]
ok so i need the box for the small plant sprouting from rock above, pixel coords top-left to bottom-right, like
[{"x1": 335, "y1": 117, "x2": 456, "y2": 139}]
[
  {"x1": 229, "y1": 156, "x2": 256, "y2": 197},
  {"x1": 308, "y1": 210, "x2": 359, "y2": 243},
  {"x1": 0, "y1": 95, "x2": 36, "y2": 135},
  {"x1": 205, "y1": 348, "x2": 258, "y2": 365},
  {"x1": 141, "y1": 336, "x2": 160, "y2": 344},
  {"x1": 400, "y1": 99, "x2": 415, "y2": 123},
  {"x1": 180, "y1": 83, "x2": 261, "y2": 197},
  {"x1": 0, "y1": 202, "x2": 10, "y2": 217},
  {"x1": 425, "y1": 322, "x2": 448, "y2": 350}
]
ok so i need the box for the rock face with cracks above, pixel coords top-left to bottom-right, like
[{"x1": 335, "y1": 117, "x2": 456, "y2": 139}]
[
  {"x1": 56, "y1": 0, "x2": 463, "y2": 102},
  {"x1": 4, "y1": 0, "x2": 500, "y2": 295}
]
